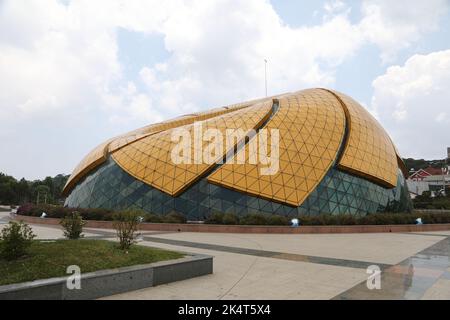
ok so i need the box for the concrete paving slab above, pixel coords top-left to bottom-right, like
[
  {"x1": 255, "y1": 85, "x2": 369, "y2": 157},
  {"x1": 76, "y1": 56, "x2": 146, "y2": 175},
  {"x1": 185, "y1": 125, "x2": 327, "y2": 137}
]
[
  {"x1": 146, "y1": 232, "x2": 444, "y2": 265},
  {"x1": 102, "y1": 240, "x2": 368, "y2": 300}
]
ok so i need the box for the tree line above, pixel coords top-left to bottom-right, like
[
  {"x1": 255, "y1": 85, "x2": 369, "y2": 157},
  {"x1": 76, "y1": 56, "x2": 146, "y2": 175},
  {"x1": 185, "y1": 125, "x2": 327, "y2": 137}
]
[
  {"x1": 403, "y1": 157, "x2": 450, "y2": 172},
  {"x1": 0, "y1": 172, "x2": 69, "y2": 205}
]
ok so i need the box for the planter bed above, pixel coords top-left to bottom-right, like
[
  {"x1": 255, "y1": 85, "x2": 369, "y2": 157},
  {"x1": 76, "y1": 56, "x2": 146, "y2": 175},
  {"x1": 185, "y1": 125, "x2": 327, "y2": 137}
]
[
  {"x1": 13, "y1": 214, "x2": 450, "y2": 234},
  {"x1": 0, "y1": 239, "x2": 213, "y2": 300}
]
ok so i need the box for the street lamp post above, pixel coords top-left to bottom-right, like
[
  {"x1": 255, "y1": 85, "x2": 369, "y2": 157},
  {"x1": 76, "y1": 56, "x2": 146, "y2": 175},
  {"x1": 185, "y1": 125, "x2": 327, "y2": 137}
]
[{"x1": 443, "y1": 158, "x2": 447, "y2": 196}]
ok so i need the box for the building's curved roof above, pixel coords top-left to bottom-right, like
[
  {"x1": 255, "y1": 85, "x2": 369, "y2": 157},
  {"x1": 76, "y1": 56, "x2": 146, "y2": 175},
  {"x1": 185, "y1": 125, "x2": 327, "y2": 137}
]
[{"x1": 63, "y1": 88, "x2": 406, "y2": 207}]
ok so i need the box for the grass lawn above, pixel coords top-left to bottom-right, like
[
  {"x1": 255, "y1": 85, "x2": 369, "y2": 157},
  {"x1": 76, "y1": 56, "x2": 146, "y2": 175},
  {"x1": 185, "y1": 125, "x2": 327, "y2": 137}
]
[{"x1": 0, "y1": 239, "x2": 184, "y2": 286}]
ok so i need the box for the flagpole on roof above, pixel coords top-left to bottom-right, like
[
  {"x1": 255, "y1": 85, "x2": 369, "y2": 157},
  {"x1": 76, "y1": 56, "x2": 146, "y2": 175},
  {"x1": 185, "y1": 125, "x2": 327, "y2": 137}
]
[{"x1": 264, "y1": 58, "x2": 268, "y2": 97}]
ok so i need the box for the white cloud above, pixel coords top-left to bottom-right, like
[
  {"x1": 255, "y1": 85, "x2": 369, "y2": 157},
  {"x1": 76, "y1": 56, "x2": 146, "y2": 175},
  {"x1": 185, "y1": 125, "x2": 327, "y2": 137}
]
[
  {"x1": 359, "y1": 0, "x2": 449, "y2": 63},
  {"x1": 139, "y1": 0, "x2": 363, "y2": 116},
  {"x1": 0, "y1": 0, "x2": 166, "y2": 178},
  {"x1": 371, "y1": 50, "x2": 450, "y2": 159},
  {"x1": 0, "y1": 0, "x2": 449, "y2": 179},
  {"x1": 323, "y1": 0, "x2": 348, "y2": 19}
]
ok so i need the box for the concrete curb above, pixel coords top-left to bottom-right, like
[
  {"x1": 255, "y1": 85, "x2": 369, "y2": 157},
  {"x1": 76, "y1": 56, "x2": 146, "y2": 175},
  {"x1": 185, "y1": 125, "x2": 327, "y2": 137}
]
[
  {"x1": 12, "y1": 214, "x2": 450, "y2": 234},
  {"x1": 0, "y1": 254, "x2": 213, "y2": 300}
]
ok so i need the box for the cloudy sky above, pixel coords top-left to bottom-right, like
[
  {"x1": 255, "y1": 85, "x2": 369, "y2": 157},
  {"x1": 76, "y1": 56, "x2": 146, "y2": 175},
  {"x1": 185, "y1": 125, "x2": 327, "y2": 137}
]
[{"x1": 1, "y1": 0, "x2": 450, "y2": 180}]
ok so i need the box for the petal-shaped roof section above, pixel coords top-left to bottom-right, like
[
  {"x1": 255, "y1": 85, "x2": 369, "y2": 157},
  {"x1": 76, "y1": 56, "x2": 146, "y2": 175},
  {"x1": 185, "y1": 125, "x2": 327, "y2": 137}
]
[
  {"x1": 108, "y1": 101, "x2": 262, "y2": 153},
  {"x1": 328, "y1": 90, "x2": 399, "y2": 188},
  {"x1": 107, "y1": 115, "x2": 197, "y2": 154},
  {"x1": 62, "y1": 98, "x2": 268, "y2": 195},
  {"x1": 388, "y1": 136, "x2": 408, "y2": 177},
  {"x1": 63, "y1": 88, "x2": 402, "y2": 202},
  {"x1": 207, "y1": 89, "x2": 346, "y2": 206},
  {"x1": 62, "y1": 138, "x2": 113, "y2": 196},
  {"x1": 62, "y1": 118, "x2": 199, "y2": 195},
  {"x1": 111, "y1": 101, "x2": 273, "y2": 196}
]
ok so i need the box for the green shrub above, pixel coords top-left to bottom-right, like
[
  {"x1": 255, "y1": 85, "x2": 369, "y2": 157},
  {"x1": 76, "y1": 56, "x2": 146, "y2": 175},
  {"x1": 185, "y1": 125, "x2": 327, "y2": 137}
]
[
  {"x1": 301, "y1": 213, "x2": 371, "y2": 226},
  {"x1": 17, "y1": 204, "x2": 115, "y2": 221},
  {"x1": 144, "y1": 213, "x2": 163, "y2": 223},
  {"x1": 360, "y1": 213, "x2": 416, "y2": 225},
  {"x1": 266, "y1": 215, "x2": 289, "y2": 225},
  {"x1": 413, "y1": 193, "x2": 450, "y2": 209},
  {"x1": 204, "y1": 212, "x2": 225, "y2": 224},
  {"x1": 222, "y1": 213, "x2": 240, "y2": 225},
  {"x1": 0, "y1": 221, "x2": 36, "y2": 260},
  {"x1": 60, "y1": 211, "x2": 85, "y2": 239},
  {"x1": 240, "y1": 213, "x2": 268, "y2": 225},
  {"x1": 112, "y1": 210, "x2": 142, "y2": 250},
  {"x1": 298, "y1": 215, "x2": 332, "y2": 226},
  {"x1": 79, "y1": 208, "x2": 115, "y2": 221},
  {"x1": 297, "y1": 212, "x2": 450, "y2": 226},
  {"x1": 204, "y1": 212, "x2": 240, "y2": 225},
  {"x1": 337, "y1": 214, "x2": 358, "y2": 225},
  {"x1": 15, "y1": 204, "x2": 450, "y2": 226},
  {"x1": 143, "y1": 212, "x2": 187, "y2": 224},
  {"x1": 163, "y1": 212, "x2": 187, "y2": 224}
]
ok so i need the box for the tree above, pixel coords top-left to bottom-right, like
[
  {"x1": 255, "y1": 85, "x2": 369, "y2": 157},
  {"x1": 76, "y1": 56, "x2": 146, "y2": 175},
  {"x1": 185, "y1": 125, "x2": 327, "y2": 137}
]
[
  {"x1": 112, "y1": 210, "x2": 142, "y2": 250},
  {"x1": 17, "y1": 178, "x2": 31, "y2": 203},
  {"x1": 36, "y1": 185, "x2": 51, "y2": 205},
  {"x1": 60, "y1": 211, "x2": 85, "y2": 239},
  {"x1": 0, "y1": 172, "x2": 69, "y2": 205},
  {"x1": 0, "y1": 173, "x2": 18, "y2": 205}
]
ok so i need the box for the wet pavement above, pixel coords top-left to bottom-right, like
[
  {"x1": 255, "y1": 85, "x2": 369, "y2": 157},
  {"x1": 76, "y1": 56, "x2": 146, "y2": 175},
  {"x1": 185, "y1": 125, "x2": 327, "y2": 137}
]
[{"x1": 334, "y1": 235, "x2": 450, "y2": 299}]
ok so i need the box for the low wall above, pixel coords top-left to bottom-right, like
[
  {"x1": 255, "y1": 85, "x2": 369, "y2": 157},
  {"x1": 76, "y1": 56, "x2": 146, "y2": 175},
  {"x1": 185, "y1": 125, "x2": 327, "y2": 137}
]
[
  {"x1": 0, "y1": 254, "x2": 213, "y2": 300},
  {"x1": 13, "y1": 214, "x2": 450, "y2": 234}
]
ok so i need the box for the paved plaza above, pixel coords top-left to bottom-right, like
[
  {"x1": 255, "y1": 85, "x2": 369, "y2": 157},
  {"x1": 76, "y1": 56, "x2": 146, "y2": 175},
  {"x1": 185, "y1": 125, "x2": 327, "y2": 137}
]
[{"x1": 1, "y1": 211, "x2": 450, "y2": 299}]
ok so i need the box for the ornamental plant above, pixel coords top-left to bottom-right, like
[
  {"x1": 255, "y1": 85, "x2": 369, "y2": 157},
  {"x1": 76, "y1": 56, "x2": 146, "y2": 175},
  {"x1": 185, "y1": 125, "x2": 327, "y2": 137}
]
[
  {"x1": 60, "y1": 211, "x2": 85, "y2": 239},
  {"x1": 112, "y1": 210, "x2": 142, "y2": 250},
  {"x1": 0, "y1": 221, "x2": 36, "y2": 260}
]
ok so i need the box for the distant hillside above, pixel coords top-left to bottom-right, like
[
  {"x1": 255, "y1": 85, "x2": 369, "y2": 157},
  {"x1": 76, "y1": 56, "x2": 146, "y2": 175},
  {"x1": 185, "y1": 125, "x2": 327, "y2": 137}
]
[{"x1": 403, "y1": 158, "x2": 450, "y2": 173}]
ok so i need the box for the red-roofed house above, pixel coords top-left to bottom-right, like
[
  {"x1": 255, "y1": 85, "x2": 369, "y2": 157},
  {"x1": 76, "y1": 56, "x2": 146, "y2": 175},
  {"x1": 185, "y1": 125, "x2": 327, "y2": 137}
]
[{"x1": 409, "y1": 166, "x2": 443, "y2": 181}]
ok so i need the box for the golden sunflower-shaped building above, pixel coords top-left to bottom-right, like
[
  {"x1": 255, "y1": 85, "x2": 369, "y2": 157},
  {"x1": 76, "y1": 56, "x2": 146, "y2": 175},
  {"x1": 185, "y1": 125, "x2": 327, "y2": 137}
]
[{"x1": 63, "y1": 88, "x2": 411, "y2": 218}]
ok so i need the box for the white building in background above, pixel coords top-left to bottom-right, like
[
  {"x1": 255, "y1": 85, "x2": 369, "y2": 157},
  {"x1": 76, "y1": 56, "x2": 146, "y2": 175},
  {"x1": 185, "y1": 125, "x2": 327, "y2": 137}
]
[
  {"x1": 407, "y1": 180, "x2": 429, "y2": 198},
  {"x1": 423, "y1": 174, "x2": 450, "y2": 194},
  {"x1": 406, "y1": 148, "x2": 450, "y2": 197}
]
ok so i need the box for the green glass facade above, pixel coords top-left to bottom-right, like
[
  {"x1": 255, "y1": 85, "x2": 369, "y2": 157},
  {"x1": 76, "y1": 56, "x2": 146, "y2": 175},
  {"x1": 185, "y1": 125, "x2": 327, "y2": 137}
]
[{"x1": 65, "y1": 158, "x2": 412, "y2": 220}]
